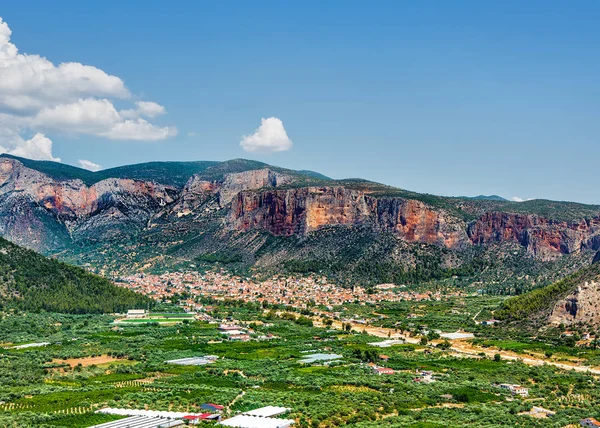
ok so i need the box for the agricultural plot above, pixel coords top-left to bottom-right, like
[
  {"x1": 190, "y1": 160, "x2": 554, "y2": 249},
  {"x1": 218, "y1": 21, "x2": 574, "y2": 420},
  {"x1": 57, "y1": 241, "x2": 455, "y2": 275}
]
[{"x1": 1, "y1": 299, "x2": 600, "y2": 427}]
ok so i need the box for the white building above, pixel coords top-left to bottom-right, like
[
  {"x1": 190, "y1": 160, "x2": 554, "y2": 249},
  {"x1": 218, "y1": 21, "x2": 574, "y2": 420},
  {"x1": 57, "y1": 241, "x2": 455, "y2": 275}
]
[
  {"x1": 127, "y1": 309, "x2": 148, "y2": 319},
  {"x1": 219, "y1": 415, "x2": 294, "y2": 428},
  {"x1": 88, "y1": 416, "x2": 184, "y2": 428},
  {"x1": 244, "y1": 406, "x2": 290, "y2": 418},
  {"x1": 498, "y1": 383, "x2": 529, "y2": 397}
]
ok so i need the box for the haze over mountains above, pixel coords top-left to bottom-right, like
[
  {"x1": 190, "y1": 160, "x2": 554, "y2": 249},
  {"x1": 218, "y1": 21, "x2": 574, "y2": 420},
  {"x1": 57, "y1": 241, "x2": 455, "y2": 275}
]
[{"x1": 1, "y1": 153, "x2": 600, "y2": 291}]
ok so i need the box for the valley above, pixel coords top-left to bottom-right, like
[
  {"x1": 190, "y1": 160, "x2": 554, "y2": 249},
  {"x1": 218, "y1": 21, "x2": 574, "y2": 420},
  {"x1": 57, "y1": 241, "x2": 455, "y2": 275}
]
[
  {"x1": 3, "y1": 293, "x2": 600, "y2": 427},
  {"x1": 2, "y1": 3, "x2": 599, "y2": 427},
  {"x1": 2, "y1": 155, "x2": 600, "y2": 427}
]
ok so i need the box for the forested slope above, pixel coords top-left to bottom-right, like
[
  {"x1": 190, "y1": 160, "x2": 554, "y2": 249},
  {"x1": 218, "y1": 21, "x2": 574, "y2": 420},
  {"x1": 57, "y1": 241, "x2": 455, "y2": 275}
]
[
  {"x1": 495, "y1": 257, "x2": 600, "y2": 323},
  {"x1": 0, "y1": 238, "x2": 147, "y2": 313}
]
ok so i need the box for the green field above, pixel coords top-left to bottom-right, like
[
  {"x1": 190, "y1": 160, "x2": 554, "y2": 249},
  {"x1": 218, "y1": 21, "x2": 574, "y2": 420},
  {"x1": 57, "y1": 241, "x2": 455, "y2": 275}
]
[{"x1": 1, "y1": 299, "x2": 600, "y2": 427}]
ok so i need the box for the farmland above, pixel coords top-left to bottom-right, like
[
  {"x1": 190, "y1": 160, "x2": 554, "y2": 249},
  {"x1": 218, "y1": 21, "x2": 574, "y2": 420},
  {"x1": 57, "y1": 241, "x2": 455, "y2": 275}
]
[{"x1": 1, "y1": 299, "x2": 600, "y2": 427}]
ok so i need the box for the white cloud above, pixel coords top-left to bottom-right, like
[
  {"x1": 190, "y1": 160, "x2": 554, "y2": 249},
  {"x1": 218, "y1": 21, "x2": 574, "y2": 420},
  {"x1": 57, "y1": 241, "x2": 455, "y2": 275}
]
[
  {"x1": 32, "y1": 98, "x2": 175, "y2": 140},
  {"x1": 0, "y1": 17, "x2": 176, "y2": 162},
  {"x1": 135, "y1": 101, "x2": 166, "y2": 118},
  {"x1": 0, "y1": 18, "x2": 128, "y2": 114},
  {"x1": 78, "y1": 159, "x2": 101, "y2": 171},
  {"x1": 511, "y1": 196, "x2": 533, "y2": 202},
  {"x1": 0, "y1": 133, "x2": 60, "y2": 162},
  {"x1": 187, "y1": 131, "x2": 197, "y2": 137},
  {"x1": 103, "y1": 117, "x2": 176, "y2": 141},
  {"x1": 240, "y1": 117, "x2": 293, "y2": 153}
]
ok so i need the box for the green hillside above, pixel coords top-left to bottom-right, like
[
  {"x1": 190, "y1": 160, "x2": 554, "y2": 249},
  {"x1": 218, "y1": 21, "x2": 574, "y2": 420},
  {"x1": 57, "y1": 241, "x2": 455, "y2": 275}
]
[
  {"x1": 0, "y1": 237, "x2": 148, "y2": 314},
  {"x1": 0, "y1": 154, "x2": 99, "y2": 185},
  {"x1": 0, "y1": 154, "x2": 330, "y2": 188},
  {"x1": 99, "y1": 160, "x2": 218, "y2": 187},
  {"x1": 0, "y1": 154, "x2": 219, "y2": 187},
  {"x1": 495, "y1": 260, "x2": 600, "y2": 322}
]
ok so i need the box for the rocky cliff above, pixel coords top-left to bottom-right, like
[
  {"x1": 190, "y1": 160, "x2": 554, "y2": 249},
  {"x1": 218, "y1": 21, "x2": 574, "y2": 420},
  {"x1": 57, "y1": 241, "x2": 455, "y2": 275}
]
[
  {"x1": 548, "y1": 279, "x2": 600, "y2": 326},
  {"x1": 0, "y1": 157, "x2": 177, "y2": 251},
  {"x1": 229, "y1": 187, "x2": 468, "y2": 248},
  {"x1": 1, "y1": 155, "x2": 600, "y2": 282},
  {"x1": 468, "y1": 212, "x2": 600, "y2": 260}
]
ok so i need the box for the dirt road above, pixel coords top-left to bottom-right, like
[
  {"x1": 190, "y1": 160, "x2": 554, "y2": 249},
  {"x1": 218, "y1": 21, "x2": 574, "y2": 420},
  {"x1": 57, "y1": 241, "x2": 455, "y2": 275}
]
[{"x1": 312, "y1": 314, "x2": 600, "y2": 374}]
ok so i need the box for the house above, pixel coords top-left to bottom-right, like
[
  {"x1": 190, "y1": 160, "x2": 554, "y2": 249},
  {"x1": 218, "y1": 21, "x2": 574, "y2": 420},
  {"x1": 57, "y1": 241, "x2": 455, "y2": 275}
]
[
  {"x1": 371, "y1": 365, "x2": 394, "y2": 375},
  {"x1": 481, "y1": 319, "x2": 499, "y2": 326},
  {"x1": 184, "y1": 414, "x2": 221, "y2": 424},
  {"x1": 229, "y1": 334, "x2": 251, "y2": 342},
  {"x1": 379, "y1": 355, "x2": 390, "y2": 362},
  {"x1": 414, "y1": 370, "x2": 435, "y2": 383},
  {"x1": 511, "y1": 385, "x2": 529, "y2": 397},
  {"x1": 126, "y1": 309, "x2": 148, "y2": 319},
  {"x1": 498, "y1": 384, "x2": 528, "y2": 397},
  {"x1": 581, "y1": 418, "x2": 600, "y2": 427},
  {"x1": 201, "y1": 403, "x2": 224, "y2": 413},
  {"x1": 218, "y1": 324, "x2": 243, "y2": 332},
  {"x1": 528, "y1": 406, "x2": 555, "y2": 418}
]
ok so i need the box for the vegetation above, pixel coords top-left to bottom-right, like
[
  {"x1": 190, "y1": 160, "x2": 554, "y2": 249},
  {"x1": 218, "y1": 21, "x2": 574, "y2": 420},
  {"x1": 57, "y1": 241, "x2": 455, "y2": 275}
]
[
  {"x1": 496, "y1": 261, "x2": 600, "y2": 322},
  {"x1": 1, "y1": 154, "x2": 330, "y2": 188},
  {"x1": 2, "y1": 296, "x2": 600, "y2": 427},
  {"x1": 0, "y1": 238, "x2": 148, "y2": 313}
]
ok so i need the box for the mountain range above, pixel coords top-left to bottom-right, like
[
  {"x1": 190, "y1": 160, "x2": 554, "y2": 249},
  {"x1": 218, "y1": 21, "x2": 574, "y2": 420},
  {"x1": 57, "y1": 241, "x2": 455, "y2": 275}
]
[{"x1": 1, "y1": 153, "x2": 600, "y2": 291}]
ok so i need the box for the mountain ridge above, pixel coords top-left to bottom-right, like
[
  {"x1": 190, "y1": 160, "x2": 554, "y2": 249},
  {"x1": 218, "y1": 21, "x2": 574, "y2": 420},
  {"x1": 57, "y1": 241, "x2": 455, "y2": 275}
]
[{"x1": 1, "y1": 154, "x2": 600, "y2": 290}]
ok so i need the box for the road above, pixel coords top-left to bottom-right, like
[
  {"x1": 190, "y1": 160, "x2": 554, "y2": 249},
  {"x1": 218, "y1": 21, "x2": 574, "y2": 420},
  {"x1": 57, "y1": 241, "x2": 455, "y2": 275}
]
[{"x1": 311, "y1": 313, "x2": 600, "y2": 375}]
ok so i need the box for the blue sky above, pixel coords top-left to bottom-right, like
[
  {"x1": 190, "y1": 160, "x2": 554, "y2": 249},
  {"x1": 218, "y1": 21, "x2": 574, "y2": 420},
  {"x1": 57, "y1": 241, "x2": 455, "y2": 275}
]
[{"x1": 0, "y1": 1, "x2": 599, "y2": 203}]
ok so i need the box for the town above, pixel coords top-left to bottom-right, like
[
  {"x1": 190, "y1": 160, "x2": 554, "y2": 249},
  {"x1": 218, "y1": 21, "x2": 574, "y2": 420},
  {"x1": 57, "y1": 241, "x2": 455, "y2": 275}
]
[{"x1": 118, "y1": 270, "x2": 468, "y2": 310}]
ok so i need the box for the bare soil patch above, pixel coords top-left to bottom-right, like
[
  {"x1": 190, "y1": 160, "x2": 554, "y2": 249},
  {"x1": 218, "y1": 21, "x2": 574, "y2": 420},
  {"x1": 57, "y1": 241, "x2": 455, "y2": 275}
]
[{"x1": 52, "y1": 355, "x2": 122, "y2": 368}]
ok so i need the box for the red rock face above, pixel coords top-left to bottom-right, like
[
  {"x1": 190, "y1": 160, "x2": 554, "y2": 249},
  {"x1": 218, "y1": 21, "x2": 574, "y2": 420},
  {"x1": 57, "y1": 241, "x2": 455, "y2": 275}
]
[
  {"x1": 3, "y1": 157, "x2": 600, "y2": 259},
  {"x1": 230, "y1": 187, "x2": 600, "y2": 256},
  {"x1": 230, "y1": 187, "x2": 469, "y2": 248},
  {"x1": 372, "y1": 198, "x2": 467, "y2": 248},
  {"x1": 0, "y1": 158, "x2": 175, "y2": 219},
  {"x1": 468, "y1": 212, "x2": 600, "y2": 259},
  {"x1": 0, "y1": 158, "x2": 177, "y2": 251}
]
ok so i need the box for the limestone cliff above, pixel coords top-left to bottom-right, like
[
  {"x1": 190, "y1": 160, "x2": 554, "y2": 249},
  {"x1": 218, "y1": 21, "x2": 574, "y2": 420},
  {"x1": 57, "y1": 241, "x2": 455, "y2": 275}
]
[
  {"x1": 468, "y1": 212, "x2": 600, "y2": 259},
  {"x1": 548, "y1": 279, "x2": 600, "y2": 326},
  {"x1": 218, "y1": 168, "x2": 292, "y2": 206},
  {"x1": 0, "y1": 157, "x2": 177, "y2": 250},
  {"x1": 229, "y1": 187, "x2": 469, "y2": 248},
  {"x1": 1, "y1": 155, "x2": 600, "y2": 281}
]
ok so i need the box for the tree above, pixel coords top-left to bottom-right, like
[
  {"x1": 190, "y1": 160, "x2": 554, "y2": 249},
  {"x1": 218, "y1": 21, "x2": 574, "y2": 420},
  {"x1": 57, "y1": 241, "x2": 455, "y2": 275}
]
[
  {"x1": 437, "y1": 340, "x2": 451, "y2": 350},
  {"x1": 494, "y1": 353, "x2": 501, "y2": 362}
]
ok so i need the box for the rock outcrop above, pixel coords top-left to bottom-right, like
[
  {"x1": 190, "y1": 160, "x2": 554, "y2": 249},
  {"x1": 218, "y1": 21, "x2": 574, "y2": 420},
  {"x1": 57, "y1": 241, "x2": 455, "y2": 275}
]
[
  {"x1": 1, "y1": 157, "x2": 600, "y2": 267},
  {"x1": 549, "y1": 279, "x2": 600, "y2": 326},
  {"x1": 218, "y1": 169, "x2": 291, "y2": 206},
  {"x1": 229, "y1": 187, "x2": 469, "y2": 248},
  {"x1": 0, "y1": 157, "x2": 177, "y2": 251},
  {"x1": 468, "y1": 212, "x2": 600, "y2": 259}
]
